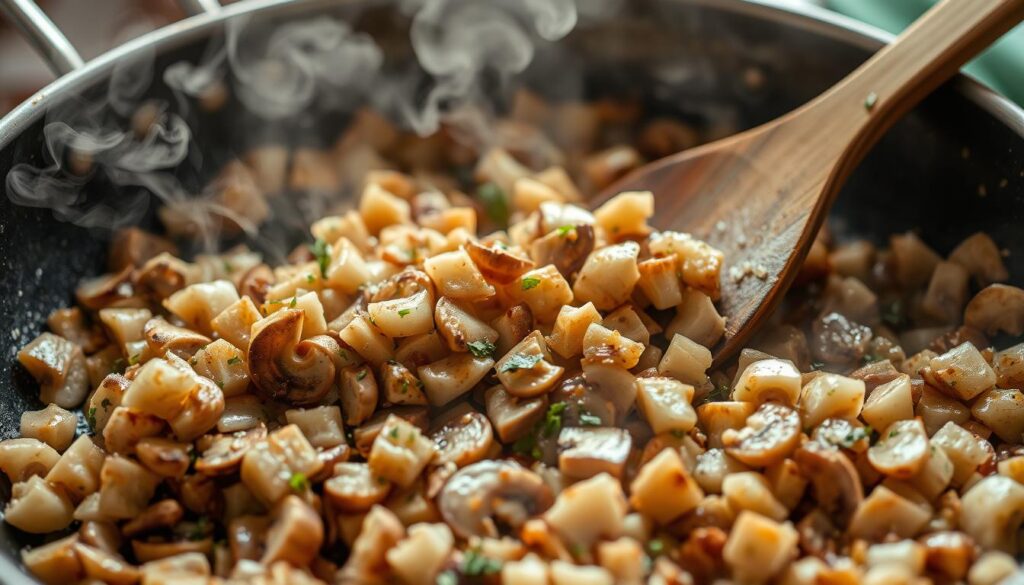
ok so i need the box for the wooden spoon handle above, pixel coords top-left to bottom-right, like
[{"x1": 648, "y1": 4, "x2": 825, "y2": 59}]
[{"x1": 804, "y1": 0, "x2": 1024, "y2": 179}]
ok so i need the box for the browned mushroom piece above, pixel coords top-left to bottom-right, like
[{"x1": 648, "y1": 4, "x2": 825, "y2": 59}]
[
  {"x1": 484, "y1": 385, "x2": 548, "y2": 444},
  {"x1": 132, "y1": 252, "x2": 194, "y2": 302},
  {"x1": 434, "y1": 297, "x2": 500, "y2": 353},
  {"x1": 722, "y1": 403, "x2": 801, "y2": 467},
  {"x1": 102, "y1": 406, "x2": 166, "y2": 455},
  {"x1": 260, "y1": 495, "x2": 324, "y2": 567},
  {"x1": 195, "y1": 425, "x2": 268, "y2": 477},
  {"x1": 238, "y1": 263, "x2": 276, "y2": 306},
  {"x1": 248, "y1": 309, "x2": 338, "y2": 405},
  {"x1": 549, "y1": 374, "x2": 617, "y2": 429},
  {"x1": 352, "y1": 407, "x2": 430, "y2": 458},
  {"x1": 108, "y1": 227, "x2": 179, "y2": 272},
  {"x1": 437, "y1": 459, "x2": 553, "y2": 538},
  {"x1": 964, "y1": 284, "x2": 1024, "y2": 336},
  {"x1": 131, "y1": 537, "x2": 212, "y2": 563},
  {"x1": 464, "y1": 240, "x2": 536, "y2": 284},
  {"x1": 135, "y1": 437, "x2": 192, "y2": 478},
  {"x1": 793, "y1": 441, "x2": 864, "y2": 527},
  {"x1": 811, "y1": 311, "x2": 873, "y2": 364},
  {"x1": 122, "y1": 499, "x2": 185, "y2": 538},
  {"x1": 368, "y1": 267, "x2": 436, "y2": 304},
  {"x1": 849, "y1": 359, "x2": 902, "y2": 393},
  {"x1": 796, "y1": 508, "x2": 842, "y2": 558},
  {"x1": 143, "y1": 317, "x2": 212, "y2": 361},
  {"x1": 74, "y1": 542, "x2": 141, "y2": 584},
  {"x1": 529, "y1": 223, "x2": 595, "y2": 279},
  {"x1": 379, "y1": 360, "x2": 429, "y2": 407},
  {"x1": 491, "y1": 303, "x2": 534, "y2": 357},
  {"x1": 75, "y1": 265, "x2": 136, "y2": 310},
  {"x1": 324, "y1": 462, "x2": 392, "y2": 513},
  {"x1": 79, "y1": 520, "x2": 123, "y2": 554},
  {"x1": 339, "y1": 365, "x2": 378, "y2": 427},
  {"x1": 556, "y1": 426, "x2": 632, "y2": 479},
  {"x1": 17, "y1": 332, "x2": 90, "y2": 409},
  {"x1": 429, "y1": 405, "x2": 495, "y2": 468},
  {"x1": 920, "y1": 531, "x2": 976, "y2": 581},
  {"x1": 46, "y1": 307, "x2": 106, "y2": 354}
]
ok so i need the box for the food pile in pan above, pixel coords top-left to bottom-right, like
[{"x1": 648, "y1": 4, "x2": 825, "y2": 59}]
[{"x1": 6, "y1": 92, "x2": 1024, "y2": 585}]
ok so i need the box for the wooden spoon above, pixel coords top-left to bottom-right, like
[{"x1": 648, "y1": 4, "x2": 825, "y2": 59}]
[{"x1": 600, "y1": 0, "x2": 1024, "y2": 366}]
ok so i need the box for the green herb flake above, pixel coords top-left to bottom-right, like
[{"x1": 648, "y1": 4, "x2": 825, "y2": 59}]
[
  {"x1": 462, "y1": 549, "x2": 502, "y2": 576},
  {"x1": 356, "y1": 369, "x2": 368, "y2": 381},
  {"x1": 579, "y1": 411, "x2": 602, "y2": 427},
  {"x1": 289, "y1": 296, "x2": 298, "y2": 309},
  {"x1": 311, "y1": 238, "x2": 331, "y2": 278},
  {"x1": 389, "y1": 427, "x2": 400, "y2": 439},
  {"x1": 476, "y1": 182, "x2": 510, "y2": 228},
  {"x1": 436, "y1": 570, "x2": 458, "y2": 585},
  {"x1": 128, "y1": 353, "x2": 140, "y2": 366},
  {"x1": 520, "y1": 276, "x2": 541, "y2": 290},
  {"x1": 288, "y1": 472, "x2": 309, "y2": 492},
  {"x1": 557, "y1": 225, "x2": 576, "y2": 237},
  {"x1": 648, "y1": 539, "x2": 665, "y2": 555},
  {"x1": 306, "y1": 274, "x2": 315, "y2": 284},
  {"x1": 467, "y1": 340, "x2": 496, "y2": 358},
  {"x1": 889, "y1": 429, "x2": 901, "y2": 439},
  {"x1": 499, "y1": 352, "x2": 543, "y2": 373},
  {"x1": 841, "y1": 425, "x2": 873, "y2": 448},
  {"x1": 222, "y1": 260, "x2": 234, "y2": 274},
  {"x1": 86, "y1": 407, "x2": 97, "y2": 430},
  {"x1": 401, "y1": 380, "x2": 410, "y2": 394},
  {"x1": 864, "y1": 92, "x2": 878, "y2": 111},
  {"x1": 544, "y1": 402, "x2": 568, "y2": 437},
  {"x1": 227, "y1": 356, "x2": 242, "y2": 366},
  {"x1": 398, "y1": 308, "x2": 412, "y2": 318}
]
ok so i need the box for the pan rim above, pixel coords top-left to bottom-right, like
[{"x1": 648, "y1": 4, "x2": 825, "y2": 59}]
[{"x1": 0, "y1": 0, "x2": 1021, "y2": 582}]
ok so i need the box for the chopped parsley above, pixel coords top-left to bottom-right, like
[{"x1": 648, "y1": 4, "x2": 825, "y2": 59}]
[
  {"x1": 520, "y1": 276, "x2": 541, "y2": 290},
  {"x1": 557, "y1": 225, "x2": 576, "y2": 237},
  {"x1": 288, "y1": 472, "x2": 309, "y2": 492},
  {"x1": 128, "y1": 353, "x2": 140, "y2": 366},
  {"x1": 467, "y1": 340, "x2": 496, "y2": 358},
  {"x1": 436, "y1": 570, "x2": 458, "y2": 585},
  {"x1": 289, "y1": 296, "x2": 298, "y2": 308},
  {"x1": 306, "y1": 274, "x2": 315, "y2": 284},
  {"x1": 86, "y1": 407, "x2": 97, "y2": 430},
  {"x1": 310, "y1": 238, "x2": 331, "y2": 278},
  {"x1": 389, "y1": 427, "x2": 400, "y2": 439},
  {"x1": 544, "y1": 402, "x2": 568, "y2": 437},
  {"x1": 499, "y1": 352, "x2": 543, "y2": 373},
  {"x1": 648, "y1": 538, "x2": 665, "y2": 555},
  {"x1": 357, "y1": 369, "x2": 367, "y2": 381},
  {"x1": 398, "y1": 308, "x2": 412, "y2": 318},
  {"x1": 888, "y1": 429, "x2": 901, "y2": 439},
  {"x1": 222, "y1": 260, "x2": 234, "y2": 273},
  {"x1": 579, "y1": 411, "x2": 602, "y2": 427},
  {"x1": 864, "y1": 92, "x2": 878, "y2": 111},
  {"x1": 462, "y1": 549, "x2": 502, "y2": 576},
  {"x1": 476, "y1": 182, "x2": 510, "y2": 228},
  {"x1": 227, "y1": 356, "x2": 242, "y2": 366},
  {"x1": 841, "y1": 425, "x2": 873, "y2": 448}
]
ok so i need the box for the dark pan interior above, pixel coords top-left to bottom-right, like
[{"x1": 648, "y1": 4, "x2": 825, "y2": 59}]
[{"x1": 0, "y1": 0, "x2": 1023, "y2": 579}]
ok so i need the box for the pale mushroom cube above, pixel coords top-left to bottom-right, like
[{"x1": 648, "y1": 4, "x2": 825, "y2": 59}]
[
  {"x1": 484, "y1": 385, "x2": 548, "y2": 444},
  {"x1": 798, "y1": 373, "x2": 865, "y2": 428},
  {"x1": 847, "y1": 484, "x2": 931, "y2": 540},
  {"x1": 544, "y1": 473, "x2": 626, "y2": 547},
  {"x1": 285, "y1": 406, "x2": 346, "y2": 448},
  {"x1": 339, "y1": 315, "x2": 395, "y2": 367},
  {"x1": 890, "y1": 232, "x2": 941, "y2": 288},
  {"x1": 971, "y1": 388, "x2": 1024, "y2": 443},
  {"x1": 4, "y1": 475, "x2": 74, "y2": 534},
  {"x1": 434, "y1": 296, "x2": 499, "y2": 353},
  {"x1": 367, "y1": 415, "x2": 436, "y2": 488},
  {"x1": 629, "y1": 448, "x2": 703, "y2": 524},
  {"x1": 696, "y1": 401, "x2": 757, "y2": 450},
  {"x1": 596, "y1": 538, "x2": 644, "y2": 585},
  {"x1": 0, "y1": 438, "x2": 60, "y2": 483},
  {"x1": 102, "y1": 406, "x2": 165, "y2": 455},
  {"x1": 665, "y1": 288, "x2": 726, "y2": 349},
  {"x1": 868, "y1": 419, "x2": 929, "y2": 479},
  {"x1": 573, "y1": 242, "x2": 641, "y2": 310},
  {"x1": 418, "y1": 353, "x2": 494, "y2": 407},
  {"x1": 495, "y1": 332, "x2": 564, "y2": 399},
  {"x1": 722, "y1": 471, "x2": 788, "y2": 521},
  {"x1": 546, "y1": 302, "x2": 603, "y2": 359},
  {"x1": 325, "y1": 462, "x2": 391, "y2": 513},
  {"x1": 593, "y1": 191, "x2": 654, "y2": 239},
  {"x1": 211, "y1": 296, "x2": 262, "y2": 351},
  {"x1": 163, "y1": 280, "x2": 239, "y2": 336},
  {"x1": 658, "y1": 333, "x2": 712, "y2": 386},
  {"x1": 241, "y1": 424, "x2": 324, "y2": 505},
  {"x1": 86, "y1": 374, "x2": 129, "y2": 433},
  {"x1": 45, "y1": 435, "x2": 105, "y2": 502},
  {"x1": 926, "y1": 342, "x2": 996, "y2": 401},
  {"x1": 97, "y1": 308, "x2": 151, "y2": 354},
  {"x1": 557, "y1": 427, "x2": 631, "y2": 479},
  {"x1": 423, "y1": 248, "x2": 495, "y2": 301},
  {"x1": 17, "y1": 332, "x2": 89, "y2": 409},
  {"x1": 359, "y1": 183, "x2": 412, "y2": 235},
  {"x1": 722, "y1": 511, "x2": 798, "y2": 583},
  {"x1": 861, "y1": 374, "x2": 914, "y2": 434},
  {"x1": 502, "y1": 554, "x2": 551, "y2": 585},
  {"x1": 581, "y1": 323, "x2": 644, "y2": 369},
  {"x1": 931, "y1": 421, "x2": 990, "y2": 486},
  {"x1": 961, "y1": 475, "x2": 1024, "y2": 554},
  {"x1": 601, "y1": 305, "x2": 651, "y2": 345},
  {"x1": 324, "y1": 237, "x2": 372, "y2": 295},
  {"x1": 20, "y1": 404, "x2": 76, "y2": 452},
  {"x1": 908, "y1": 442, "x2": 953, "y2": 501},
  {"x1": 635, "y1": 377, "x2": 697, "y2": 434},
  {"x1": 733, "y1": 358, "x2": 802, "y2": 406},
  {"x1": 97, "y1": 455, "x2": 161, "y2": 520},
  {"x1": 994, "y1": 342, "x2": 1024, "y2": 389},
  {"x1": 122, "y1": 358, "x2": 199, "y2": 420},
  {"x1": 21, "y1": 535, "x2": 81, "y2": 585},
  {"x1": 385, "y1": 523, "x2": 453, "y2": 585},
  {"x1": 190, "y1": 339, "x2": 249, "y2": 397},
  {"x1": 693, "y1": 448, "x2": 751, "y2": 494},
  {"x1": 637, "y1": 256, "x2": 683, "y2": 310},
  {"x1": 648, "y1": 231, "x2": 724, "y2": 300},
  {"x1": 508, "y1": 264, "x2": 575, "y2": 324},
  {"x1": 338, "y1": 506, "x2": 405, "y2": 582},
  {"x1": 368, "y1": 290, "x2": 435, "y2": 339},
  {"x1": 949, "y1": 231, "x2": 1009, "y2": 287}
]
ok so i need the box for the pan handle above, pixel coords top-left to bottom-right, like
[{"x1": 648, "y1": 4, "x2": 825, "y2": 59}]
[{"x1": 0, "y1": 0, "x2": 221, "y2": 76}]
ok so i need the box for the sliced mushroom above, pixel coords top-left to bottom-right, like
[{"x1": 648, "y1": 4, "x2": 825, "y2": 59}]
[
  {"x1": 435, "y1": 297, "x2": 499, "y2": 353},
  {"x1": 324, "y1": 462, "x2": 392, "y2": 513},
  {"x1": 0, "y1": 438, "x2": 60, "y2": 483},
  {"x1": 238, "y1": 263, "x2": 275, "y2": 305},
  {"x1": 793, "y1": 441, "x2": 863, "y2": 527},
  {"x1": 465, "y1": 240, "x2": 536, "y2": 284},
  {"x1": 17, "y1": 332, "x2": 90, "y2": 408},
  {"x1": 248, "y1": 309, "x2": 337, "y2": 405},
  {"x1": 530, "y1": 224, "x2": 595, "y2": 281},
  {"x1": 811, "y1": 418, "x2": 871, "y2": 453},
  {"x1": 133, "y1": 252, "x2": 194, "y2": 301},
  {"x1": 429, "y1": 405, "x2": 494, "y2": 468},
  {"x1": 964, "y1": 284, "x2": 1024, "y2": 336},
  {"x1": 380, "y1": 360, "x2": 429, "y2": 407},
  {"x1": 484, "y1": 385, "x2": 548, "y2": 444},
  {"x1": 722, "y1": 403, "x2": 801, "y2": 467},
  {"x1": 418, "y1": 353, "x2": 495, "y2": 407},
  {"x1": 868, "y1": 418, "x2": 930, "y2": 478},
  {"x1": 135, "y1": 437, "x2": 191, "y2": 478},
  {"x1": 557, "y1": 427, "x2": 632, "y2": 479},
  {"x1": 122, "y1": 499, "x2": 184, "y2": 537},
  {"x1": 75, "y1": 265, "x2": 136, "y2": 310},
  {"x1": 339, "y1": 365, "x2": 378, "y2": 426},
  {"x1": 143, "y1": 317, "x2": 211, "y2": 360},
  {"x1": 438, "y1": 459, "x2": 553, "y2": 538},
  {"x1": 196, "y1": 424, "x2": 268, "y2": 477},
  {"x1": 260, "y1": 495, "x2": 324, "y2": 567}
]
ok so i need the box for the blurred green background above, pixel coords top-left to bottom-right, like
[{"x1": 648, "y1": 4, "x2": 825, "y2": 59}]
[{"x1": 827, "y1": 0, "x2": 1024, "y2": 106}]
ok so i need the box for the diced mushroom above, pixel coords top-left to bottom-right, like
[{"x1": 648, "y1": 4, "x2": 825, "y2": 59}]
[
  {"x1": 17, "y1": 332, "x2": 90, "y2": 408},
  {"x1": 143, "y1": 317, "x2": 211, "y2": 361},
  {"x1": 46, "y1": 435, "x2": 105, "y2": 502},
  {"x1": 196, "y1": 425, "x2": 267, "y2": 476},
  {"x1": 557, "y1": 427, "x2": 631, "y2": 479},
  {"x1": 163, "y1": 280, "x2": 240, "y2": 336},
  {"x1": 658, "y1": 333, "x2": 713, "y2": 387},
  {"x1": 385, "y1": 523, "x2": 454, "y2": 585},
  {"x1": 793, "y1": 442, "x2": 863, "y2": 526},
  {"x1": 435, "y1": 297, "x2": 499, "y2": 353},
  {"x1": 484, "y1": 385, "x2": 548, "y2": 444},
  {"x1": 261, "y1": 495, "x2": 324, "y2": 567},
  {"x1": 961, "y1": 475, "x2": 1024, "y2": 553},
  {"x1": 890, "y1": 232, "x2": 941, "y2": 288},
  {"x1": 732, "y1": 358, "x2": 802, "y2": 406},
  {"x1": 97, "y1": 455, "x2": 160, "y2": 520},
  {"x1": 132, "y1": 252, "x2": 194, "y2": 302},
  {"x1": 921, "y1": 262, "x2": 970, "y2": 323},
  {"x1": 339, "y1": 365, "x2": 378, "y2": 426},
  {"x1": 631, "y1": 448, "x2": 703, "y2": 525},
  {"x1": 19, "y1": 404, "x2": 76, "y2": 453},
  {"x1": 971, "y1": 388, "x2": 1024, "y2": 443},
  {"x1": 429, "y1": 405, "x2": 494, "y2": 468},
  {"x1": 75, "y1": 266, "x2": 135, "y2": 310},
  {"x1": 122, "y1": 499, "x2": 184, "y2": 537},
  {"x1": 949, "y1": 232, "x2": 1008, "y2": 287},
  {"x1": 492, "y1": 303, "x2": 534, "y2": 358},
  {"x1": 367, "y1": 415, "x2": 436, "y2": 488},
  {"x1": 811, "y1": 312, "x2": 872, "y2": 365},
  {"x1": 868, "y1": 418, "x2": 929, "y2": 478},
  {"x1": 964, "y1": 284, "x2": 1024, "y2": 336},
  {"x1": 582, "y1": 323, "x2": 645, "y2": 369},
  {"x1": 247, "y1": 309, "x2": 337, "y2": 405},
  {"x1": 496, "y1": 332, "x2": 564, "y2": 399},
  {"x1": 573, "y1": 242, "x2": 641, "y2": 311},
  {"x1": 74, "y1": 542, "x2": 140, "y2": 584},
  {"x1": 337, "y1": 505, "x2": 405, "y2": 583},
  {"x1": 4, "y1": 475, "x2": 74, "y2": 533},
  {"x1": 135, "y1": 438, "x2": 191, "y2": 479},
  {"x1": 666, "y1": 289, "x2": 726, "y2": 349},
  {"x1": 46, "y1": 307, "x2": 105, "y2": 354},
  {"x1": 325, "y1": 462, "x2": 391, "y2": 513},
  {"x1": 529, "y1": 224, "x2": 595, "y2": 279},
  {"x1": 439, "y1": 459, "x2": 553, "y2": 538},
  {"x1": 722, "y1": 471, "x2": 789, "y2": 521},
  {"x1": 635, "y1": 377, "x2": 696, "y2": 435},
  {"x1": 240, "y1": 424, "x2": 323, "y2": 505},
  {"x1": 378, "y1": 361, "x2": 428, "y2": 407},
  {"x1": 21, "y1": 534, "x2": 83, "y2": 585},
  {"x1": 922, "y1": 342, "x2": 996, "y2": 401},
  {"x1": 722, "y1": 511, "x2": 798, "y2": 583},
  {"x1": 546, "y1": 302, "x2": 603, "y2": 360},
  {"x1": 0, "y1": 438, "x2": 60, "y2": 483},
  {"x1": 723, "y1": 403, "x2": 801, "y2": 467},
  {"x1": 102, "y1": 406, "x2": 165, "y2": 455},
  {"x1": 508, "y1": 264, "x2": 576, "y2": 324},
  {"x1": 798, "y1": 373, "x2": 865, "y2": 429},
  {"x1": 847, "y1": 484, "x2": 931, "y2": 540},
  {"x1": 419, "y1": 353, "x2": 495, "y2": 407}
]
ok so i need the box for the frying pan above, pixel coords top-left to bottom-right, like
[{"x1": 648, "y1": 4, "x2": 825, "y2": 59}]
[{"x1": 0, "y1": 0, "x2": 1022, "y2": 581}]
